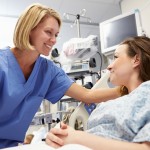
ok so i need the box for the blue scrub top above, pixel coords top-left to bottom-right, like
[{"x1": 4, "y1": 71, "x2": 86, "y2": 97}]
[{"x1": 0, "y1": 47, "x2": 73, "y2": 148}]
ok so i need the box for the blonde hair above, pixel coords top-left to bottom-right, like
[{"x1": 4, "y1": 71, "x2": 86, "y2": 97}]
[{"x1": 13, "y1": 3, "x2": 61, "y2": 51}]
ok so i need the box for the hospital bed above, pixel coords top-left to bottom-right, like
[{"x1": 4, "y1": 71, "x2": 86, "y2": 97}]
[{"x1": 69, "y1": 71, "x2": 110, "y2": 130}]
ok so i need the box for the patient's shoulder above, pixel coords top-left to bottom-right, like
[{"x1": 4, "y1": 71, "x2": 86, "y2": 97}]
[
  {"x1": 134, "y1": 81, "x2": 150, "y2": 91},
  {"x1": 141, "y1": 81, "x2": 150, "y2": 86},
  {"x1": 138, "y1": 81, "x2": 150, "y2": 92}
]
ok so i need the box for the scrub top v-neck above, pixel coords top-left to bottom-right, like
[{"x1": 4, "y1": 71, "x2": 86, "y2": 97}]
[
  {"x1": 0, "y1": 47, "x2": 73, "y2": 148},
  {"x1": 7, "y1": 47, "x2": 39, "y2": 86}
]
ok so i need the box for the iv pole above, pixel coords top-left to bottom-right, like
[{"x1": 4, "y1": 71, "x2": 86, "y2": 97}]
[
  {"x1": 76, "y1": 14, "x2": 81, "y2": 38},
  {"x1": 63, "y1": 9, "x2": 91, "y2": 38}
]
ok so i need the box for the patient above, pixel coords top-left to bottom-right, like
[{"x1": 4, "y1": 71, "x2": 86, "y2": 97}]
[{"x1": 45, "y1": 36, "x2": 150, "y2": 150}]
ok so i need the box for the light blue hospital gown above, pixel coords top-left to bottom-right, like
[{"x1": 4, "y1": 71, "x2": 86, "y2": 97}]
[{"x1": 87, "y1": 81, "x2": 150, "y2": 143}]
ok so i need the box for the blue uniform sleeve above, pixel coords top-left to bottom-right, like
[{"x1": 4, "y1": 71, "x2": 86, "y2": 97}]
[{"x1": 45, "y1": 65, "x2": 74, "y2": 104}]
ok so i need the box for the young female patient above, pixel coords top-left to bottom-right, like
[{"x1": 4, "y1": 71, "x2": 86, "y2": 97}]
[{"x1": 46, "y1": 36, "x2": 150, "y2": 150}]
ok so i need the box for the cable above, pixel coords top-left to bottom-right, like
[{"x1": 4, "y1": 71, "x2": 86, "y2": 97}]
[{"x1": 53, "y1": 60, "x2": 62, "y2": 68}]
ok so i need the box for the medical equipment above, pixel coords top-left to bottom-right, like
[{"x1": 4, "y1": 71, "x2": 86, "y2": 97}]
[
  {"x1": 62, "y1": 35, "x2": 98, "y2": 62},
  {"x1": 61, "y1": 10, "x2": 98, "y2": 63},
  {"x1": 62, "y1": 61, "x2": 89, "y2": 74},
  {"x1": 68, "y1": 71, "x2": 110, "y2": 130},
  {"x1": 31, "y1": 113, "x2": 53, "y2": 126},
  {"x1": 100, "y1": 9, "x2": 143, "y2": 56},
  {"x1": 31, "y1": 111, "x2": 70, "y2": 127}
]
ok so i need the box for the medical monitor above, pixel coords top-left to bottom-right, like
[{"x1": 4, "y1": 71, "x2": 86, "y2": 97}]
[{"x1": 100, "y1": 10, "x2": 142, "y2": 55}]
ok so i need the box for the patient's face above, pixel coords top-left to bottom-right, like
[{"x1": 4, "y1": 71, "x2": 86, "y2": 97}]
[{"x1": 107, "y1": 44, "x2": 135, "y2": 86}]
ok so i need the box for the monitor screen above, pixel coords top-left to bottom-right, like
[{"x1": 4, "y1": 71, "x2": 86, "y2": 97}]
[{"x1": 100, "y1": 10, "x2": 142, "y2": 55}]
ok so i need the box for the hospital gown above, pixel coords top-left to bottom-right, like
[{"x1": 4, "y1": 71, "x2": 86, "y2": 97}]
[
  {"x1": 0, "y1": 47, "x2": 73, "y2": 148},
  {"x1": 87, "y1": 81, "x2": 150, "y2": 143}
]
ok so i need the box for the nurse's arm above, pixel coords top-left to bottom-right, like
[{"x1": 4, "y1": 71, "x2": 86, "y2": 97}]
[{"x1": 65, "y1": 82, "x2": 120, "y2": 103}]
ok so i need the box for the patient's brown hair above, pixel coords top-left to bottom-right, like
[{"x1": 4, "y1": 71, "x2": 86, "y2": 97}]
[{"x1": 119, "y1": 36, "x2": 150, "y2": 96}]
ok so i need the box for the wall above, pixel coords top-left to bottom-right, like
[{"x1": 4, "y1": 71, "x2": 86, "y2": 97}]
[
  {"x1": 121, "y1": 0, "x2": 150, "y2": 37},
  {"x1": 0, "y1": 16, "x2": 17, "y2": 48}
]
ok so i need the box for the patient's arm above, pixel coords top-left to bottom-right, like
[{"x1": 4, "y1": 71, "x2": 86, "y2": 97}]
[{"x1": 46, "y1": 123, "x2": 150, "y2": 150}]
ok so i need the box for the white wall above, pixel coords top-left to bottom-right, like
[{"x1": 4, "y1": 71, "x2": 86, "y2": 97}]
[
  {"x1": 0, "y1": 16, "x2": 17, "y2": 48},
  {"x1": 121, "y1": 0, "x2": 150, "y2": 37}
]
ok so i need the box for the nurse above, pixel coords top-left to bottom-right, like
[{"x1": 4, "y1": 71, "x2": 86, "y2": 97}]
[{"x1": 0, "y1": 3, "x2": 120, "y2": 148}]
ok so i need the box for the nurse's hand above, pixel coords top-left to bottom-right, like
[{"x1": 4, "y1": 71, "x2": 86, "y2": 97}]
[{"x1": 46, "y1": 122, "x2": 68, "y2": 148}]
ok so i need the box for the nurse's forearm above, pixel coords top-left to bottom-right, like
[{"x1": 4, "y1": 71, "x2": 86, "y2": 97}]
[
  {"x1": 65, "y1": 83, "x2": 120, "y2": 103},
  {"x1": 86, "y1": 86, "x2": 120, "y2": 103}
]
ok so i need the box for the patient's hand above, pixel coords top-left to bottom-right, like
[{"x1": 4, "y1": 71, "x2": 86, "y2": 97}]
[
  {"x1": 60, "y1": 121, "x2": 68, "y2": 129},
  {"x1": 46, "y1": 122, "x2": 75, "y2": 148},
  {"x1": 46, "y1": 122, "x2": 67, "y2": 148}
]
